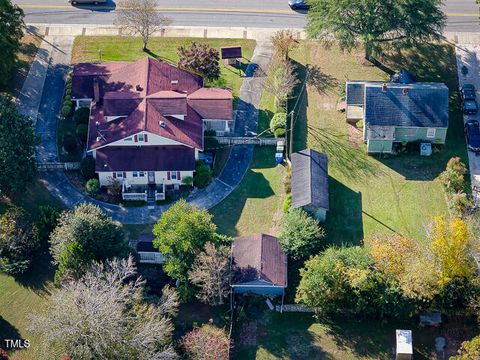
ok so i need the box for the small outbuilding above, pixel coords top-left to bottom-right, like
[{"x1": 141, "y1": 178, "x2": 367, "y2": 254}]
[
  {"x1": 230, "y1": 234, "x2": 287, "y2": 297},
  {"x1": 221, "y1": 46, "x2": 242, "y2": 66},
  {"x1": 291, "y1": 148, "x2": 329, "y2": 222},
  {"x1": 134, "y1": 234, "x2": 166, "y2": 264}
]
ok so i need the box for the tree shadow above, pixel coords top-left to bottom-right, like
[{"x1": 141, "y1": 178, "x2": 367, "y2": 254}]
[
  {"x1": 306, "y1": 64, "x2": 339, "y2": 95},
  {"x1": 11, "y1": 251, "x2": 54, "y2": 298},
  {"x1": 0, "y1": 316, "x2": 22, "y2": 353},
  {"x1": 324, "y1": 178, "x2": 364, "y2": 246}
]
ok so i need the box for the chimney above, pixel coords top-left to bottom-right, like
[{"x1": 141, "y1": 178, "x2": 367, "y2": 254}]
[
  {"x1": 93, "y1": 77, "x2": 100, "y2": 103},
  {"x1": 136, "y1": 84, "x2": 143, "y2": 92},
  {"x1": 402, "y1": 88, "x2": 409, "y2": 95},
  {"x1": 382, "y1": 83, "x2": 388, "y2": 92}
]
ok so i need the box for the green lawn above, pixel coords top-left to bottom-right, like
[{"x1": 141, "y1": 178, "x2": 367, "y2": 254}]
[
  {"x1": 287, "y1": 41, "x2": 465, "y2": 244},
  {"x1": 71, "y1": 36, "x2": 256, "y2": 105},
  {"x1": 211, "y1": 146, "x2": 286, "y2": 237},
  {"x1": 233, "y1": 311, "x2": 476, "y2": 360}
]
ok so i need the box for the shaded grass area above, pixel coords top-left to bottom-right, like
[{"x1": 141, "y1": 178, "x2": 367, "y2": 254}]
[
  {"x1": 1, "y1": 34, "x2": 43, "y2": 98},
  {"x1": 71, "y1": 36, "x2": 256, "y2": 104},
  {"x1": 233, "y1": 311, "x2": 477, "y2": 360},
  {"x1": 211, "y1": 146, "x2": 286, "y2": 237},
  {"x1": 288, "y1": 42, "x2": 463, "y2": 244}
]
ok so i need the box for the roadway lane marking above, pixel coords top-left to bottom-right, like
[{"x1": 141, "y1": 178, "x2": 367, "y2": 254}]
[{"x1": 19, "y1": 4, "x2": 294, "y2": 14}]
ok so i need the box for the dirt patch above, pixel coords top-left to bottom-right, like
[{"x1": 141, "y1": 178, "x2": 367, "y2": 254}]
[{"x1": 347, "y1": 124, "x2": 363, "y2": 148}]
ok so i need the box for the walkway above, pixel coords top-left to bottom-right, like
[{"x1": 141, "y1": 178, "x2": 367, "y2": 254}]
[
  {"x1": 455, "y1": 44, "x2": 480, "y2": 204},
  {"x1": 19, "y1": 35, "x2": 273, "y2": 224}
]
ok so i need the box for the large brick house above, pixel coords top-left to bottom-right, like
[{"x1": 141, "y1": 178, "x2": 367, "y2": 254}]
[{"x1": 71, "y1": 57, "x2": 233, "y2": 200}]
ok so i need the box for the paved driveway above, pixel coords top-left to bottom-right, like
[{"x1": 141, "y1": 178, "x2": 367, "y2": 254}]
[{"x1": 455, "y1": 44, "x2": 480, "y2": 203}]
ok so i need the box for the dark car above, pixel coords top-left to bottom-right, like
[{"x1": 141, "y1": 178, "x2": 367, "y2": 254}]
[
  {"x1": 463, "y1": 98, "x2": 479, "y2": 115},
  {"x1": 461, "y1": 83, "x2": 476, "y2": 101},
  {"x1": 68, "y1": 0, "x2": 107, "y2": 4},
  {"x1": 288, "y1": 0, "x2": 309, "y2": 10},
  {"x1": 465, "y1": 119, "x2": 480, "y2": 152}
]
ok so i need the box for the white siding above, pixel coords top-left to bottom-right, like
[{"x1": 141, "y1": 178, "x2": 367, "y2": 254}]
[
  {"x1": 104, "y1": 131, "x2": 188, "y2": 147},
  {"x1": 98, "y1": 171, "x2": 194, "y2": 187}
]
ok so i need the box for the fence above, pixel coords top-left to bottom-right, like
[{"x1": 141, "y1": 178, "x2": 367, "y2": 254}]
[
  {"x1": 37, "y1": 162, "x2": 81, "y2": 171},
  {"x1": 122, "y1": 191, "x2": 147, "y2": 202},
  {"x1": 213, "y1": 137, "x2": 281, "y2": 146}
]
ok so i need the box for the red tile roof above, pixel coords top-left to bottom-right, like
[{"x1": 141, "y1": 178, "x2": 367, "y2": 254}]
[
  {"x1": 95, "y1": 146, "x2": 196, "y2": 172},
  {"x1": 231, "y1": 234, "x2": 287, "y2": 287},
  {"x1": 72, "y1": 57, "x2": 231, "y2": 151}
]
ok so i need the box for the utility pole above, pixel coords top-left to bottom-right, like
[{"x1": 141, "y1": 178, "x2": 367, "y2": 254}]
[{"x1": 289, "y1": 111, "x2": 294, "y2": 160}]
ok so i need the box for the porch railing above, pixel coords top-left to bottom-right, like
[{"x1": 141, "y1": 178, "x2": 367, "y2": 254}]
[{"x1": 122, "y1": 191, "x2": 147, "y2": 202}]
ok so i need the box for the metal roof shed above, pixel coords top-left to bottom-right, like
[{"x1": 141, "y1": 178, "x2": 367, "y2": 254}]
[
  {"x1": 396, "y1": 330, "x2": 413, "y2": 360},
  {"x1": 291, "y1": 148, "x2": 329, "y2": 222}
]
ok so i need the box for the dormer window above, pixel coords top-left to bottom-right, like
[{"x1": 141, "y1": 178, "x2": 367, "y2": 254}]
[{"x1": 138, "y1": 134, "x2": 145, "y2": 142}]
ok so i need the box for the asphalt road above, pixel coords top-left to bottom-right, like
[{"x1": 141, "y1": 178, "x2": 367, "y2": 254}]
[{"x1": 12, "y1": 0, "x2": 480, "y2": 32}]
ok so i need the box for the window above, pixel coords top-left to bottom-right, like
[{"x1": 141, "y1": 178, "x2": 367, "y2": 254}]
[
  {"x1": 116, "y1": 172, "x2": 123, "y2": 178},
  {"x1": 426, "y1": 128, "x2": 436, "y2": 138},
  {"x1": 138, "y1": 134, "x2": 145, "y2": 142},
  {"x1": 133, "y1": 172, "x2": 138, "y2": 178},
  {"x1": 133, "y1": 171, "x2": 145, "y2": 178},
  {"x1": 171, "y1": 171, "x2": 177, "y2": 180},
  {"x1": 124, "y1": 137, "x2": 133, "y2": 142}
]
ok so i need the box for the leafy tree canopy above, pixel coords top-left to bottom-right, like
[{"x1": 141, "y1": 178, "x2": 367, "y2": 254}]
[
  {"x1": 178, "y1": 42, "x2": 221, "y2": 81},
  {"x1": 306, "y1": 0, "x2": 445, "y2": 58},
  {"x1": 0, "y1": 97, "x2": 38, "y2": 196},
  {"x1": 0, "y1": 0, "x2": 24, "y2": 87}
]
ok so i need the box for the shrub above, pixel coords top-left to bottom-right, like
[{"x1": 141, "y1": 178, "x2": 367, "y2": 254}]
[
  {"x1": 80, "y1": 156, "x2": 96, "y2": 180},
  {"x1": 181, "y1": 324, "x2": 230, "y2": 360},
  {"x1": 449, "y1": 191, "x2": 473, "y2": 216},
  {"x1": 279, "y1": 208, "x2": 325, "y2": 259},
  {"x1": 182, "y1": 176, "x2": 194, "y2": 186},
  {"x1": 62, "y1": 133, "x2": 78, "y2": 154},
  {"x1": 106, "y1": 180, "x2": 122, "y2": 197},
  {"x1": 439, "y1": 157, "x2": 468, "y2": 194},
  {"x1": 33, "y1": 205, "x2": 61, "y2": 243},
  {"x1": 76, "y1": 124, "x2": 88, "y2": 142},
  {"x1": 283, "y1": 193, "x2": 291, "y2": 213},
  {"x1": 284, "y1": 166, "x2": 291, "y2": 193},
  {"x1": 204, "y1": 129, "x2": 216, "y2": 137},
  {"x1": 356, "y1": 120, "x2": 364, "y2": 128},
  {"x1": 74, "y1": 107, "x2": 90, "y2": 125},
  {"x1": 64, "y1": 94, "x2": 72, "y2": 103},
  {"x1": 270, "y1": 112, "x2": 287, "y2": 131},
  {"x1": 86, "y1": 178, "x2": 100, "y2": 196},
  {"x1": 194, "y1": 161, "x2": 212, "y2": 188},
  {"x1": 178, "y1": 42, "x2": 220, "y2": 80},
  {"x1": 61, "y1": 103, "x2": 73, "y2": 118},
  {"x1": 65, "y1": 87, "x2": 72, "y2": 96},
  {"x1": 274, "y1": 127, "x2": 286, "y2": 138},
  {"x1": 204, "y1": 137, "x2": 219, "y2": 150}
]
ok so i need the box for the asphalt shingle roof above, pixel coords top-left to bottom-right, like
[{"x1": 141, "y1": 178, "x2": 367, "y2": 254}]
[
  {"x1": 346, "y1": 82, "x2": 366, "y2": 105},
  {"x1": 364, "y1": 83, "x2": 449, "y2": 128},
  {"x1": 291, "y1": 149, "x2": 329, "y2": 210}
]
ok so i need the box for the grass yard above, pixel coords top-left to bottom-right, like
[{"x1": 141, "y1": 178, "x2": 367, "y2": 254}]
[
  {"x1": 287, "y1": 41, "x2": 465, "y2": 244},
  {"x1": 71, "y1": 36, "x2": 256, "y2": 106},
  {"x1": 211, "y1": 146, "x2": 286, "y2": 237},
  {"x1": 233, "y1": 311, "x2": 477, "y2": 360}
]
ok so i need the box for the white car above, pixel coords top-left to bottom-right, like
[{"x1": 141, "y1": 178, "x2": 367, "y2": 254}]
[{"x1": 69, "y1": 0, "x2": 107, "y2": 5}]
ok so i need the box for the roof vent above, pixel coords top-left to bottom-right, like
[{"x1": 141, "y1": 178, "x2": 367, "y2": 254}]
[
  {"x1": 96, "y1": 136, "x2": 101, "y2": 142},
  {"x1": 402, "y1": 88, "x2": 409, "y2": 95},
  {"x1": 159, "y1": 121, "x2": 166, "y2": 128},
  {"x1": 95, "y1": 121, "x2": 100, "y2": 126},
  {"x1": 136, "y1": 84, "x2": 143, "y2": 91},
  {"x1": 382, "y1": 83, "x2": 388, "y2": 92}
]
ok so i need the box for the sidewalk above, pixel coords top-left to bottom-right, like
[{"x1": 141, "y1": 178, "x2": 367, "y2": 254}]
[{"x1": 19, "y1": 32, "x2": 273, "y2": 224}]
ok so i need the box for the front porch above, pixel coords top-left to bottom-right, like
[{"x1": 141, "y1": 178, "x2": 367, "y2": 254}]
[{"x1": 122, "y1": 183, "x2": 165, "y2": 201}]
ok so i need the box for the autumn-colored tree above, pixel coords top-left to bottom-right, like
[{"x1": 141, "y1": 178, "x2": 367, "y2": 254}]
[
  {"x1": 188, "y1": 242, "x2": 230, "y2": 306},
  {"x1": 264, "y1": 59, "x2": 299, "y2": 109},
  {"x1": 365, "y1": 233, "x2": 439, "y2": 301},
  {"x1": 451, "y1": 335, "x2": 480, "y2": 360},
  {"x1": 271, "y1": 29, "x2": 299, "y2": 60},
  {"x1": 430, "y1": 217, "x2": 474, "y2": 286},
  {"x1": 178, "y1": 42, "x2": 220, "y2": 81},
  {"x1": 439, "y1": 157, "x2": 468, "y2": 194},
  {"x1": 181, "y1": 324, "x2": 230, "y2": 360}
]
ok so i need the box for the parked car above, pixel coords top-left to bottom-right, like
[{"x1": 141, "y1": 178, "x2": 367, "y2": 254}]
[
  {"x1": 68, "y1": 0, "x2": 107, "y2": 4},
  {"x1": 198, "y1": 152, "x2": 214, "y2": 167},
  {"x1": 288, "y1": 0, "x2": 309, "y2": 10},
  {"x1": 461, "y1": 83, "x2": 476, "y2": 101},
  {"x1": 462, "y1": 98, "x2": 479, "y2": 115},
  {"x1": 465, "y1": 119, "x2": 480, "y2": 152}
]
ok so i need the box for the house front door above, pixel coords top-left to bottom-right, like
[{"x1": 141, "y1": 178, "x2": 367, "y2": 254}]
[{"x1": 148, "y1": 171, "x2": 155, "y2": 184}]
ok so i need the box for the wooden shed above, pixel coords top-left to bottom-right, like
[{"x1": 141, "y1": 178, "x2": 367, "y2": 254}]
[
  {"x1": 221, "y1": 46, "x2": 242, "y2": 66},
  {"x1": 291, "y1": 148, "x2": 329, "y2": 222},
  {"x1": 230, "y1": 234, "x2": 287, "y2": 297}
]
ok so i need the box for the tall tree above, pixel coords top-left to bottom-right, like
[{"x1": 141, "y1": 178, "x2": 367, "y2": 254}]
[
  {"x1": 49, "y1": 203, "x2": 127, "y2": 280},
  {"x1": 181, "y1": 324, "x2": 230, "y2": 360},
  {"x1": 115, "y1": 0, "x2": 171, "y2": 51},
  {"x1": 29, "y1": 257, "x2": 179, "y2": 360},
  {"x1": 153, "y1": 199, "x2": 218, "y2": 300},
  {"x1": 264, "y1": 59, "x2": 299, "y2": 109},
  {"x1": 0, "y1": 206, "x2": 39, "y2": 275},
  {"x1": 0, "y1": 0, "x2": 24, "y2": 87},
  {"x1": 188, "y1": 242, "x2": 230, "y2": 306},
  {"x1": 0, "y1": 97, "x2": 38, "y2": 196},
  {"x1": 271, "y1": 29, "x2": 299, "y2": 60},
  {"x1": 306, "y1": 0, "x2": 445, "y2": 61},
  {"x1": 430, "y1": 216, "x2": 474, "y2": 286}
]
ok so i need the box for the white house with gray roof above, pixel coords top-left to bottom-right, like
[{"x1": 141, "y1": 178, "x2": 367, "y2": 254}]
[{"x1": 346, "y1": 79, "x2": 449, "y2": 153}]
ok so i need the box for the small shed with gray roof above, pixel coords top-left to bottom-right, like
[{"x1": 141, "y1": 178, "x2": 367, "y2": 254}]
[
  {"x1": 345, "y1": 78, "x2": 449, "y2": 153},
  {"x1": 291, "y1": 149, "x2": 329, "y2": 222}
]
